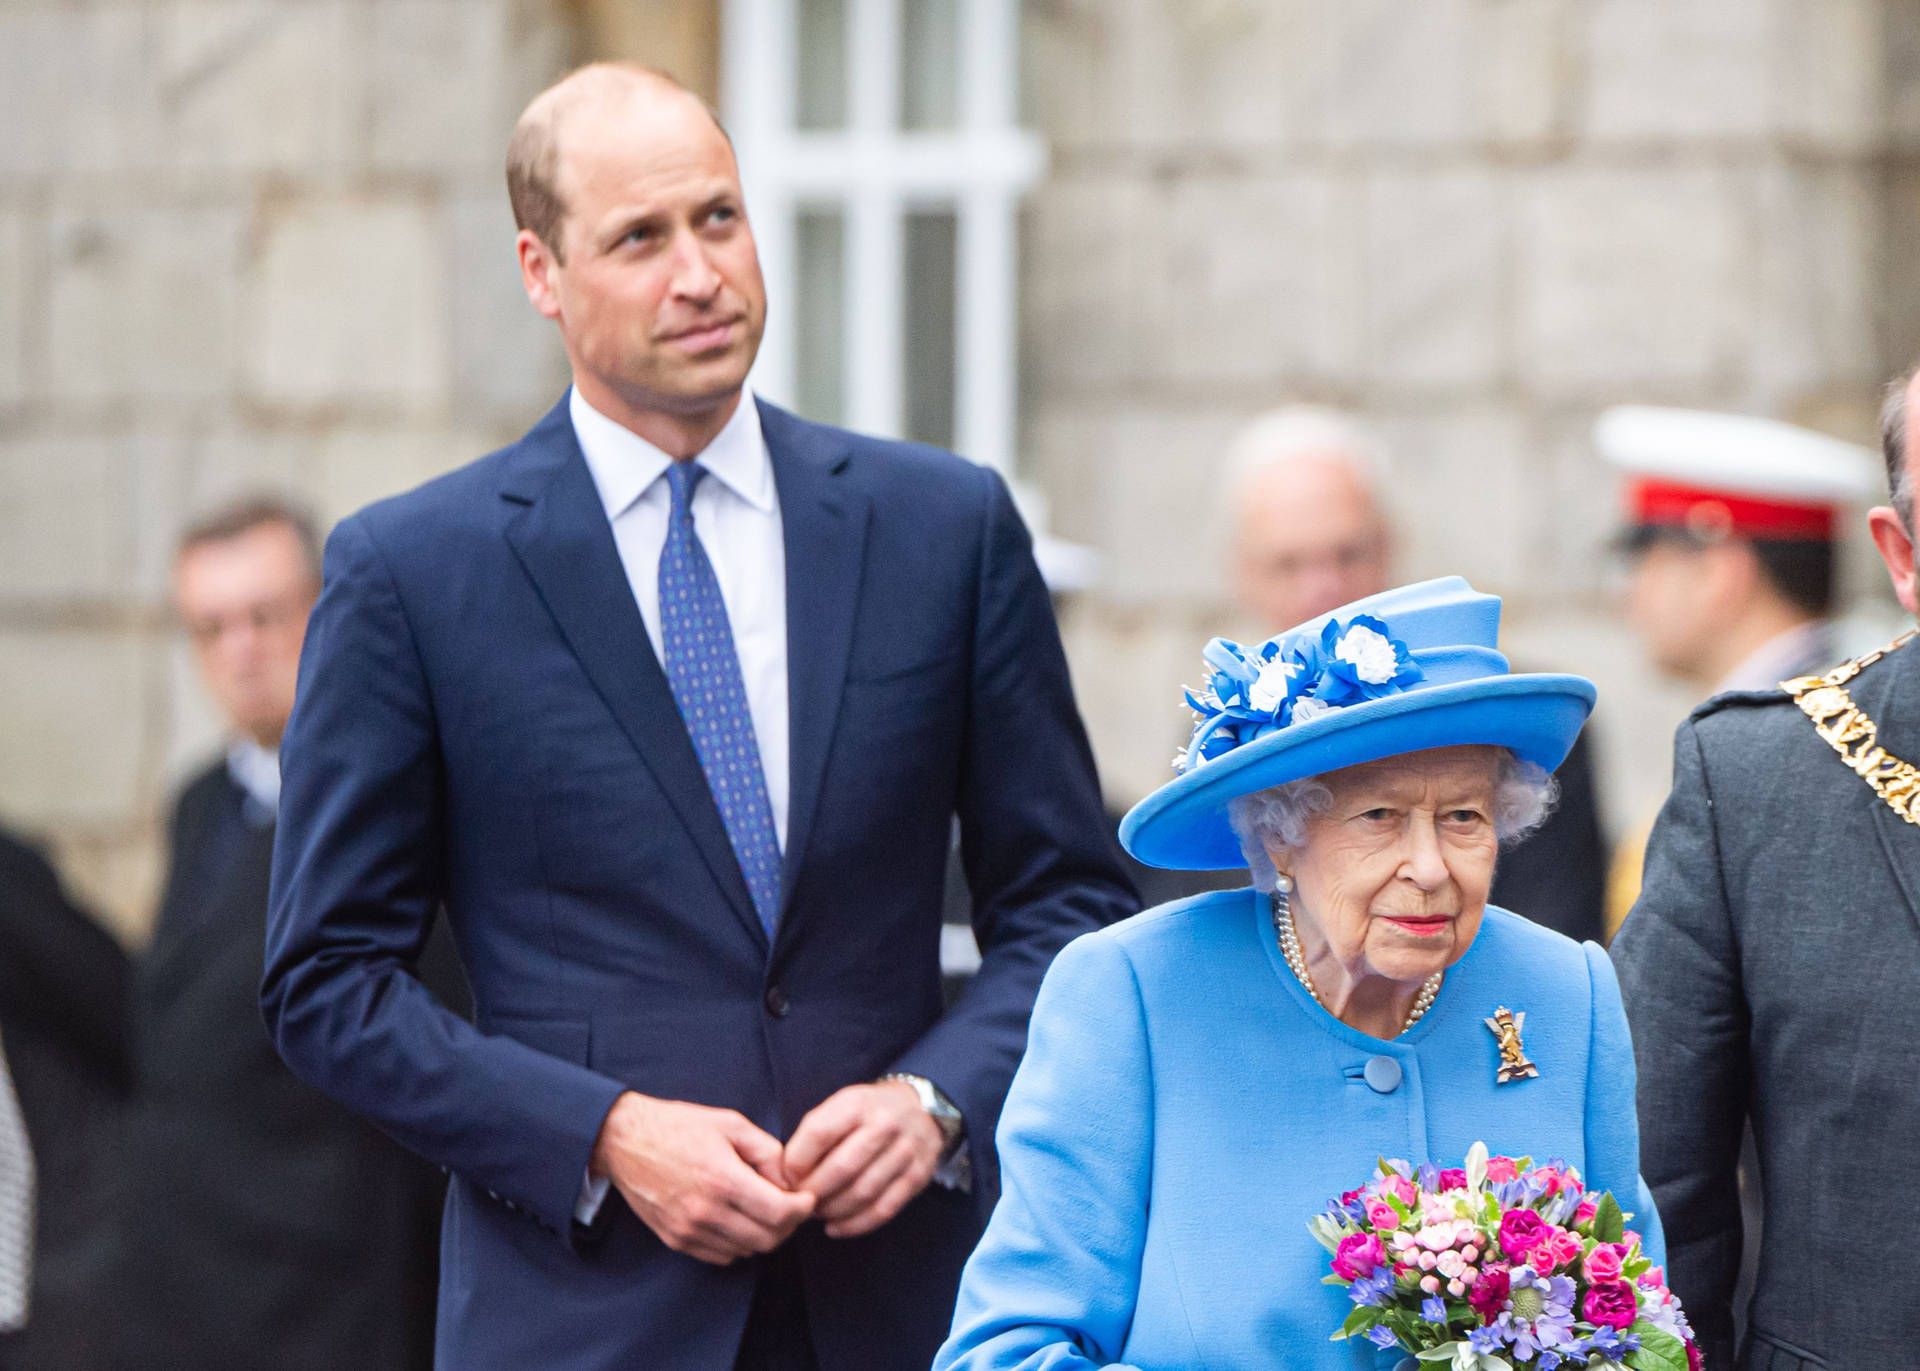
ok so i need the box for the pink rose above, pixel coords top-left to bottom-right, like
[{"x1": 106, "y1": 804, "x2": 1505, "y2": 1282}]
[
  {"x1": 1582, "y1": 1242, "x2": 1625, "y2": 1285},
  {"x1": 1333, "y1": 1232, "x2": 1386, "y2": 1281},
  {"x1": 1497, "y1": 1208, "x2": 1549, "y2": 1260},
  {"x1": 1381, "y1": 1175, "x2": 1417, "y2": 1207},
  {"x1": 1486, "y1": 1156, "x2": 1519, "y2": 1184},
  {"x1": 1534, "y1": 1229, "x2": 1583, "y2": 1273},
  {"x1": 1366, "y1": 1200, "x2": 1401, "y2": 1231},
  {"x1": 1437, "y1": 1168, "x2": 1468, "y2": 1190},
  {"x1": 1639, "y1": 1264, "x2": 1667, "y2": 1290},
  {"x1": 1582, "y1": 1279, "x2": 1639, "y2": 1330},
  {"x1": 1574, "y1": 1198, "x2": 1598, "y2": 1226},
  {"x1": 1534, "y1": 1166, "x2": 1565, "y2": 1196}
]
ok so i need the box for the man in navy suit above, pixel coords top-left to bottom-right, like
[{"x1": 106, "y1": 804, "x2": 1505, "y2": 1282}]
[{"x1": 262, "y1": 62, "x2": 1134, "y2": 1371}]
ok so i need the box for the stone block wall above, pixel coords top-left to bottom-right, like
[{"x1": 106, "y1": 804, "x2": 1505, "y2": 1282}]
[
  {"x1": 1021, "y1": 0, "x2": 1919, "y2": 834},
  {"x1": 0, "y1": 0, "x2": 576, "y2": 937},
  {"x1": 8, "y1": 0, "x2": 1920, "y2": 933}
]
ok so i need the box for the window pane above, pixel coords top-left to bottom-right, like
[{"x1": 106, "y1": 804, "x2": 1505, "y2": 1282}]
[
  {"x1": 904, "y1": 209, "x2": 957, "y2": 450},
  {"x1": 797, "y1": 0, "x2": 848, "y2": 130},
  {"x1": 900, "y1": 0, "x2": 960, "y2": 131},
  {"x1": 795, "y1": 208, "x2": 846, "y2": 426}
]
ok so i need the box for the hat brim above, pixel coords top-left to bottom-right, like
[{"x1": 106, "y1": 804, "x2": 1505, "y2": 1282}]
[{"x1": 1119, "y1": 674, "x2": 1597, "y2": 871}]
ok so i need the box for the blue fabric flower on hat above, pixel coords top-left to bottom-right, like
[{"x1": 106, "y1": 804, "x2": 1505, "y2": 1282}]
[{"x1": 1175, "y1": 614, "x2": 1424, "y2": 773}]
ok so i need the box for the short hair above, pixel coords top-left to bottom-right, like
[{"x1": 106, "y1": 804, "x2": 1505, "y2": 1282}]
[
  {"x1": 507, "y1": 62, "x2": 730, "y2": 264},
  {"x1": 177, "y1": 496, "x2": 322, "y2": 584},
  {"x1": 1220, "y1": 406, "x2": 1389, "y2": 512},
  {"x1": 1881, "y1": 365, "x2": 1917, "y2": 528},
  {"x1": 1749, "y1": 537, "x2": 1836, "y2": 618},
  {"x1": 1225, "y1": 749, "x2": 1557, "y2": 893}
]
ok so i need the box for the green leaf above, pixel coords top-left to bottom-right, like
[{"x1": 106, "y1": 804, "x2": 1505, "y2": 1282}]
[
  {"x1": 1337, "y1": 1304, "x2": 1382, "y2": 1339},
  {"x1": 1592, "y1": 1191, "x2": 1625, "y2": 1245},
  {"x1": 1415, "y1": 1344, "x2": 1461, "y2": 1362},
  {"x1": 1623, "y1": 1321, "x2": 1689, "y2": 1371}
]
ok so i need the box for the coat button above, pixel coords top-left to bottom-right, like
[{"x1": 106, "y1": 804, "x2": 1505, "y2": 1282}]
[
  {"x1": 763, "y1": 984, "x2": 791, "y2": 1018},
  {"x1": 1363, "y1": 1056, "x2": 1402, "y2": 1094}
]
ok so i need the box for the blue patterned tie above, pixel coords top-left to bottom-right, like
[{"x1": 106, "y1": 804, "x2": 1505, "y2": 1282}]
[{"x1": 658, "y1": 461, "x2": 783, "y2": 937}]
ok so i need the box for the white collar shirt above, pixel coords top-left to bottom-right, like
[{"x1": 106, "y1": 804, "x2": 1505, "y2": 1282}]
[
  {"x1": 569, "y1": 385, "x2": 790, "y2": 848},
  {"x1": 225, "y1": 737, "x2": 281, "y2": 824}
]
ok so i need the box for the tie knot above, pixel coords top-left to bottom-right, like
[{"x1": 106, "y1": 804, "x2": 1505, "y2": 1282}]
[{"x1": 665, "y1": 460, "x2": 708, "y2": 518}]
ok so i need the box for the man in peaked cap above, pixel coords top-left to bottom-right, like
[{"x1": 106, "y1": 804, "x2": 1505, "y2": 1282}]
[
  {"x1": 1598, "y1": 406, "x2": 1878, "y2": 936},
  {"x1": 1609, "y1": 382, "x2": 1916, "y2": 1369},
  {"x1": 1600, "y1": 405, "x2": 1877, "y2": 698}
]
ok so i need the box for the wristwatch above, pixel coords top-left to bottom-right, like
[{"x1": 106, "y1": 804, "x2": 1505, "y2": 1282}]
[{"x1": 881, "y1": 1072, "x2": 965, "y2": 1160}]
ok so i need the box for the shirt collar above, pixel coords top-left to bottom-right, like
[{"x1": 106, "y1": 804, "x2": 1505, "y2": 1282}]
[
  {"x1": 1714, "y1": 618, "x2": 1834, "y2": 694},
  {"x1": 569, "y1": 386, "x2": 773, "y2": 520},
  {"x1": 225, "y1": 737, "x2": 281, "y2": 820}
]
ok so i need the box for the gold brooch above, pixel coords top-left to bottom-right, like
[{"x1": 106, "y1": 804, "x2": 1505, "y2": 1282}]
[{"x1": 1484, "y1": 1007, "x2": 1538, "y2": 1085}]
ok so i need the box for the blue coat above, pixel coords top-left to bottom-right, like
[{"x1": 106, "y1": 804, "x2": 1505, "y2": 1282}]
[
  {"x1": 936, "y1": 892, "x2": 1664, "y2": 1371},
  {"x1": 261, "y1": 395, "x2": 1136, "y2": 1371}
]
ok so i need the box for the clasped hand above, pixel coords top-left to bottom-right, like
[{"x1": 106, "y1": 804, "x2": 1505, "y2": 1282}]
[{"x1": 590, "y1": 1079, "x2": 944, "y2": 1265}]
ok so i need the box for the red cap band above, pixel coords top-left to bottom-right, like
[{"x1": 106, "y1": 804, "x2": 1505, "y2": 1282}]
[{"x1": 1627, "y1": 478, "x2": 1835, "y2": 541}]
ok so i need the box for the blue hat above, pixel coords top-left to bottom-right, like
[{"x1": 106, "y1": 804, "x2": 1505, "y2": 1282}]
[{"x1": 1119, "y1": 577, "x2": 1595, "y2": 871}]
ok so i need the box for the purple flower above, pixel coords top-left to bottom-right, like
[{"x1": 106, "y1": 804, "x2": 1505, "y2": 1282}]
[
  {"x1": 1467, "y1": 1326, "x2": 1502, "y2": 1355},
  {"x1": 1421, "y1": 1296, "x2": 1447, "y2": 1321},
  {"x1": 1365, "y1": 1324, "x2": 1399, "y2": 1350},
  {"x1": 1576, "y1": 1326, "x2": 1641, "y2": 1364},
  {"x1": 1349, "y1": 1270, "x2": 1394, "y2": 1306},
  {"x1": 1491, "y1": 1266, "x2": 1578, "y2": 1361}
]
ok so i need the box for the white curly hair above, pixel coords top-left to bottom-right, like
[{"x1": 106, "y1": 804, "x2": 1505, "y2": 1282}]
[{"x1": 1226, "y1": 748, "x2": 1558, "y2": 893}]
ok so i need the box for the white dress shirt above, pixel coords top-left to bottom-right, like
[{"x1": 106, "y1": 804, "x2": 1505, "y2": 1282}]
[{"x1": 569, "y1": 385, "x2": 790, "y2": 847}]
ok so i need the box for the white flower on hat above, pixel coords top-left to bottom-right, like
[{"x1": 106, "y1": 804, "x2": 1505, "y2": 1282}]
[
  {"x1": 1247, "y1": 656, "x2": 1298, "y2": 714},
  {"x1": 1334, "y1": 623, "x2": 1400, "y2": 685},
  {"x1": 1290, "y1": 696, "x2": 1338, "y2": 724}
]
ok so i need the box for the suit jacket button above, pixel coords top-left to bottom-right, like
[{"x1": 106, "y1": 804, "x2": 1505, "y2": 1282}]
[{"x1": 764, "y1": 984, "x2": 791, "y2": 1018}]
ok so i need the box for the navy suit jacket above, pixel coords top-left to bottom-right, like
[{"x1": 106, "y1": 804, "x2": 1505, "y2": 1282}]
[{"x1": 262, "y1": 395, "x2": 1135, "y2": 1371}]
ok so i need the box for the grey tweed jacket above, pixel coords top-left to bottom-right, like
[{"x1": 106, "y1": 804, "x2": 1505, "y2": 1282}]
[{"x1": 1613, "y1": 636, "x2": 1920, "y2": 1371}]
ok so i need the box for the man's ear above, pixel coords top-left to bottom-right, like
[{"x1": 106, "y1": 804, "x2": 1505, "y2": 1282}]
[
  {"x1": 517, "y1": 229, "x2": 563, "y2": 321},
  {"x1": 1868, "y1": 504, "x2": 1919, "y2": 616}
]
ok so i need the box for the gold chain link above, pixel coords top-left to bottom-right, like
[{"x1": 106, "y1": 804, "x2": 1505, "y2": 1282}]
[{"x1": 1782, "y1": 630, "x2": 1920, "y2": 827}]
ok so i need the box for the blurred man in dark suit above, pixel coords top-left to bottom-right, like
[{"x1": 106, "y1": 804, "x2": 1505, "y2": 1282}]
[
  {"x1": 117, "y1": 499, "x2": 456, "y2": 1371},
  {"x1": 0, "y1": 827, "x2": 130, "y2": 1371},
  {"x1": 1220, "y1": 406, "x2": 1608, "y2": 941}
]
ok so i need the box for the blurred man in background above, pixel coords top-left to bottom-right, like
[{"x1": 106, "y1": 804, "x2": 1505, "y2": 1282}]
[
  {"x1": 118, "y1": 499, "x2": 454, "y2": 1371},
  {"x1": 1221, "y1": 406, "x2": 1609, "y2": 942},
  {"x1": 0, "y1": 828, "x2": 129, "y2": 1371},
  {"x1": 1597, "y1": 406, "x2": 1878, "y2": 935}
]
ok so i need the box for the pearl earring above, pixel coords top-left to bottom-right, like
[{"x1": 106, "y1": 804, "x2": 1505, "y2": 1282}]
[{"x1": 1274, "y1": 872, "x2": 1293, "y2": 894}]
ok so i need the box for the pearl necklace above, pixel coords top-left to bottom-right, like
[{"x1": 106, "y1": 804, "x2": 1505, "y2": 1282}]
[{"x1": 1270, "y1": 893, "x2": 1442, "y2": 1037}]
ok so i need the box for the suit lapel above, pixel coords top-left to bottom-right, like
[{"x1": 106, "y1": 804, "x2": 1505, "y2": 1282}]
[
  {"x1": 499, "y1": 398, "x2": 766, "y2": 954},
  {"x1": 1847, "y1": 638, "x2": 1920, "y2": 931},
  {"x1": 760, "y1": 400, "x2": 869, "y2": 942}
]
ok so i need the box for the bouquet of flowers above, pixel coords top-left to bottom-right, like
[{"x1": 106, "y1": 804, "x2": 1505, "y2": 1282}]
[{"x1": 1309, "y1": 1143, "x2": 1699, "y2": 1371}]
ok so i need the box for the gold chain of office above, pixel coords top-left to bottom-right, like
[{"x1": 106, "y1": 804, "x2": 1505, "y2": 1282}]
[{"x1": 1782, "y1": 629, "x2": 1920, "y2": 827}]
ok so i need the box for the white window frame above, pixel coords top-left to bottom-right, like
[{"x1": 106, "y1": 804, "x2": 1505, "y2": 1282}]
[{"x1": 721, "y1": 0, "x2": 1045, "y2": 475}]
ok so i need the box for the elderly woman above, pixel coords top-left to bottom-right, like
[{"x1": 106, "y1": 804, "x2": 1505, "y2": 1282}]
[{"x1": 936, "y1": 578, "x2": 1663, "y2": 1371}]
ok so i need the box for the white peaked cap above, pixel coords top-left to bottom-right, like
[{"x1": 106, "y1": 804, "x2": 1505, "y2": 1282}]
[{"x1": 1594, "y1": 405, "x2": 1878, "y2": 505}]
